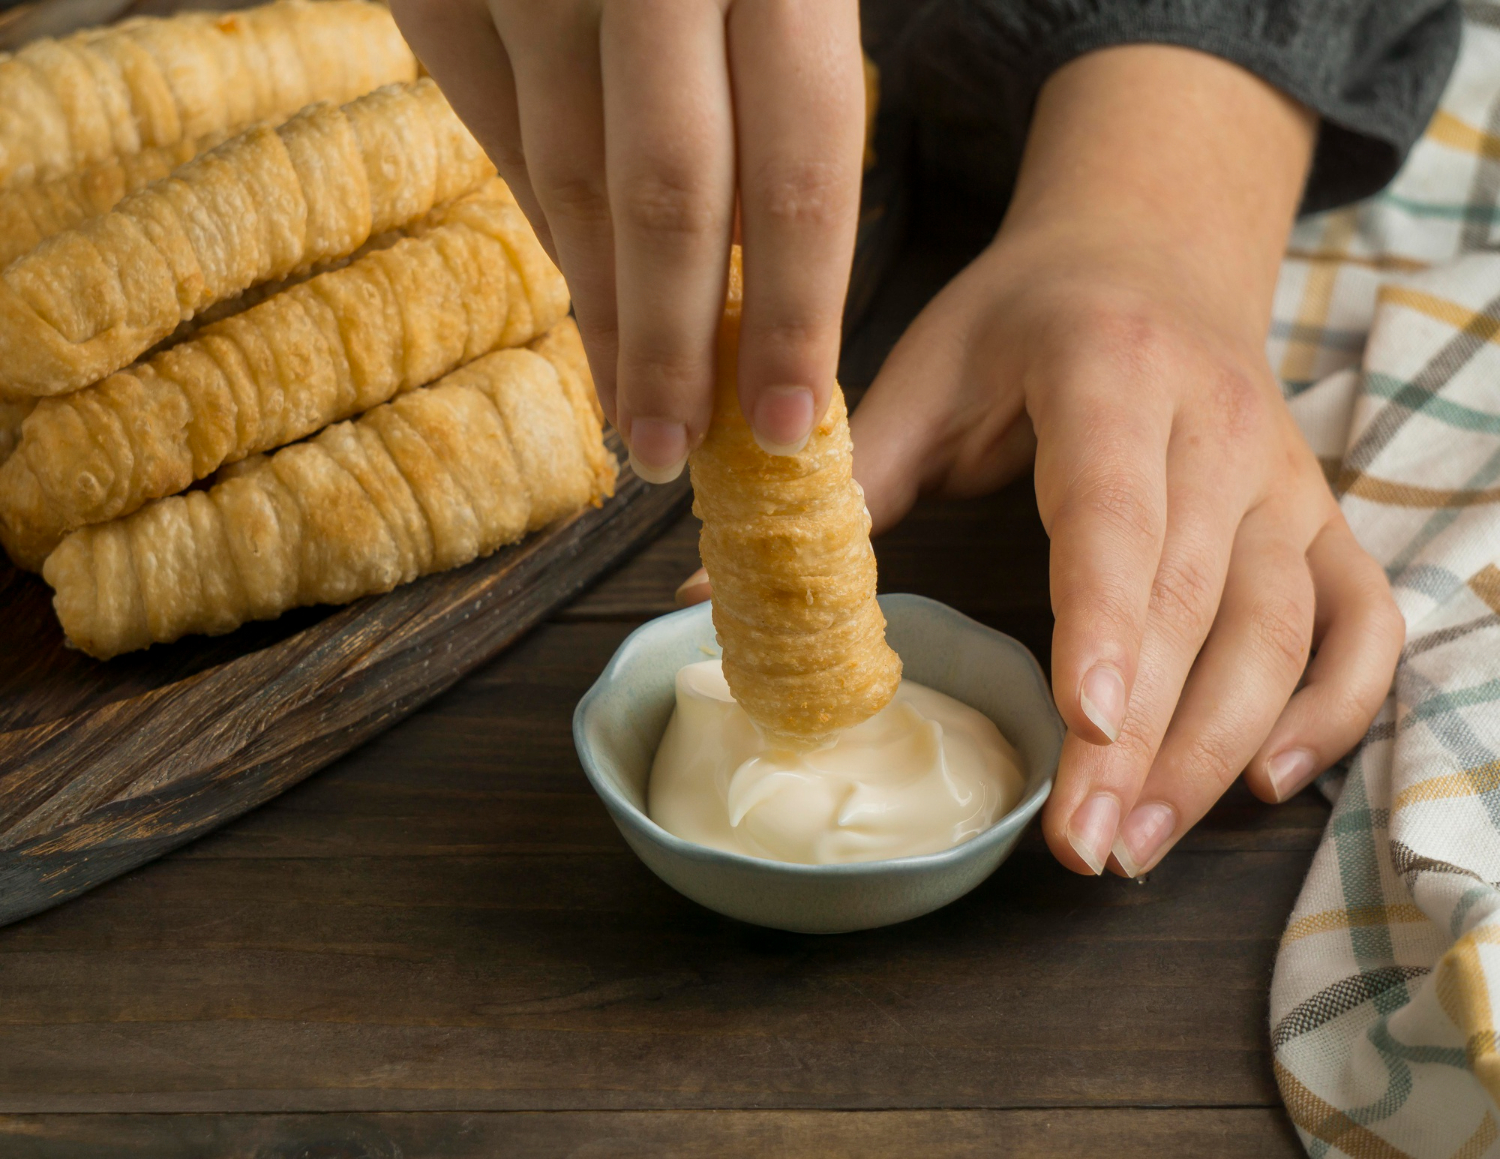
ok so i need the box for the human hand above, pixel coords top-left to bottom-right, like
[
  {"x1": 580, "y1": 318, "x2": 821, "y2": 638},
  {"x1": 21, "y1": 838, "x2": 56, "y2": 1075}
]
[
  {"x1": 389, "y1": 0, "x2": 866, "y2": 482},
  {"x1": 850, "y1": 45, "x2": 1404, "y2": 876}
]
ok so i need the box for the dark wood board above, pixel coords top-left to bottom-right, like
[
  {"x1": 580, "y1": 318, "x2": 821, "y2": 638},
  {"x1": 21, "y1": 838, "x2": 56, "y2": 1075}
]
[{"x1": 0, "y1": 434, "x2": 690, "y2": 929}]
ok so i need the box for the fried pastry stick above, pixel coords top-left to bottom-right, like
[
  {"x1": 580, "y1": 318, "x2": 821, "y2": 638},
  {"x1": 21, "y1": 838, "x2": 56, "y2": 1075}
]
[
  {"x1": 0, "y1": 399, "x2": 33, "y2": 465},
  {"x1": 44, "y1": 324, "x2": 617, "y2": 660},
  {"x1": 689, "y1": 248, "x2": 902, "y2": 746},
  {"x1": 0, "y1": 180, "x2": 567, "y2": 570},
  {"x1": 0, "y1": 133, "x2": 216, "y2": 269},
  {"x1": 0, "y1": 77, "x2": 496, "y2": 397},
  {"x1": 0, "y1": 0, "x2": 415, "y2": 192}
]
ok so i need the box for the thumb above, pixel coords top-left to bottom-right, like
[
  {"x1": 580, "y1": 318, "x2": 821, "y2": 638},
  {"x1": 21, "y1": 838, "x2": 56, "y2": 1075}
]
[{"x1": 850, "y1": 282, "x2": 1030, "y2": 536}]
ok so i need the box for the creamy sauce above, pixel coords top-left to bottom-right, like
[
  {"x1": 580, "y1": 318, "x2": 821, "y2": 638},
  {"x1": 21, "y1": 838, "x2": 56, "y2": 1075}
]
[{"x1": 647, "y1": 660, "x2": 1024, "y2": 865}]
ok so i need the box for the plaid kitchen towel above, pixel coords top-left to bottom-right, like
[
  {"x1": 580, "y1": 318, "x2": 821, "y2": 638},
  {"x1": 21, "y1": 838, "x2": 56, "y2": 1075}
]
[{"x1": 1268, "y1": 7, "x2": 1500, "y2": 1156}]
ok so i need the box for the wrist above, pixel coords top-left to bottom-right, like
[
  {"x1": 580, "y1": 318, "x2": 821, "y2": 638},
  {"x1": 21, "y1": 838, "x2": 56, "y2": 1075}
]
[{"x1": 1001, "y1": 44, "x2": 1315, "y2": 339}]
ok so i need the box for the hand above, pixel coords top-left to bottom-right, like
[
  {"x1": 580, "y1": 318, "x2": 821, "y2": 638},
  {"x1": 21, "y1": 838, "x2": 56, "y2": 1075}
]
[
  {"x1": 389, "y1": 0, "x2": 866, "y2": 481},
  {"x1": 850, "y1": 46, "x2": 1404, "y2": 876}
]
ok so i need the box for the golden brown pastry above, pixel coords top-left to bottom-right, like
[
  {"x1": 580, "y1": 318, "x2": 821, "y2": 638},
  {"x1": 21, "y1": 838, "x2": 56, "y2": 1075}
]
[
  {"x1": 43, "y1": 326, "x2": 617, "y2": 659},
  {"x1": 0, "y1": 399, "x2": 34, "y2": 466},
  {"x1": 0, "y1": 0, "x2": 415, "y2": 192},
  {"x1": 525, "y1": 311, "x2": 617, "y2": 498},
  {"x1": 143, "y1": 226, "x2": 412, "y2": 354},
  {"x1": 0, "y1": 180, "x2": 568, "y2": 571},
  {"x1": 0, "y1": 134, "x2": 211, "y2": 269},
  {"x1": 0, "y1": 78, "x2": 496, "y2": 397},
  {"x1": 690, "y1": 247, "x2": 901, "y2": 746}
]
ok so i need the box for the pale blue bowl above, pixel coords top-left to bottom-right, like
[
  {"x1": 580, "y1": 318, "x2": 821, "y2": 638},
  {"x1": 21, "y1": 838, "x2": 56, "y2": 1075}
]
[{"x1": 573, "y1": 593, "x2": 1061, "y2": 933}]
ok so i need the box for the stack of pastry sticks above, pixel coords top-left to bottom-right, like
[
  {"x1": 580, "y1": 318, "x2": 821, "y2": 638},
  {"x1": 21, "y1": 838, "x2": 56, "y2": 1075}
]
[{"x1": 0, "y1": 1, "x2": 617, "y2": 659}]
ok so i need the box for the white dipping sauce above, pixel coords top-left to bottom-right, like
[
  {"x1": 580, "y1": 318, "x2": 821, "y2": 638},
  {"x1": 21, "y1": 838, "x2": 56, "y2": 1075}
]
[{"x1": 647, "y1": 659, "x2": 1024, "y2": 865}]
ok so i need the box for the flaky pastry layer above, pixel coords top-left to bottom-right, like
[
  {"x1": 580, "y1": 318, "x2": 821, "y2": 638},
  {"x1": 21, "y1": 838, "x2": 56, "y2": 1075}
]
[
  {"x1": 689, "y1": 249, "x2": 901, "y2": 745},
  {"x1": 44, "y1": 319, "x2": 616, "y2": 659},
  {"x1": 0, "y1": 180, "x2": 568, "y2": 570},
  {"x1": 0, "y1": 77, "x2": 495, "y2": 397},
  {"x1": 0, "y1": 0, "x2": 414, "y2": 192}
]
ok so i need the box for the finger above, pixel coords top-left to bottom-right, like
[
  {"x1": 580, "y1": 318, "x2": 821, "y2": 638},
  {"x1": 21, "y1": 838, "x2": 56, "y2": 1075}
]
[
  {"x1": 492, "y1": 2, "x2": 620, "y2": 423},
  {"x1": 676, "y1": 566, "x2": 712, "y2": 606},
  {"x1": 728, "y1": 0, "x2": 863, "y2": 454},
  {"x1": 1042, "y1": 428, "x2": 1246, "y2": 874},
  {"x1": 848, "y1": 260, "x2": 1034, "y2": 536},
  {"x1": 1245, "y1": 516, "x2": 1404, "y2": 803},
  {"x1": 1108, "y1": 499, "x2": 1320, "y2": 877},
  {"x1": 1036, "y1": 386, "x2": 1171, "y2": 747},
  {"x1": 391, "y1": 0, "x2": 551, "y2": 249},
  {"x1": 600, "y1": 0, "x2": 736, "y2": 482}
]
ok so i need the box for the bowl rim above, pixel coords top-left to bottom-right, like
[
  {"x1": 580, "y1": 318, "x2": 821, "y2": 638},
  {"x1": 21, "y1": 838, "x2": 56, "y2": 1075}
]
[{"x1": 572, "y1": 592, "x2": 1060, "y2": 879}]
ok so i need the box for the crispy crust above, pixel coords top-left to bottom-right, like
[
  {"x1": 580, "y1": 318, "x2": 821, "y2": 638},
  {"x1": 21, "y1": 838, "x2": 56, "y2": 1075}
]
[
  {"x1": 0, "y1": 78, "x2": 495, "y2": 397},
  {"x1": 0, "y1": 181, "x2": 568, "y2": 570},
  {"x1": 42, "y1": 322, "x2": 616, "y2": 659},
  {"x1": 0, "y1": 0, "x2": 415, "y2": 192},
  {"x1": 689, "y1": 248, "x2": 901, "y2": 745}
]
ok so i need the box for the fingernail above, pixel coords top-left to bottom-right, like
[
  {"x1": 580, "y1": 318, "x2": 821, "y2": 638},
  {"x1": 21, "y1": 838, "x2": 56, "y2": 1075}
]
[
  {"x1": 1066, "y1": 793, "x2": 1120, "y2": 876},
  {"x1": 675, "y1": 567, "x2": 712, "y2": 607},
  {"x1": 627, "y1": 418, "x2": 688, "y2": 484},
  {"x1": 1111, "y1": 801, "x2": 1176, "y2": 878},
  {"x1": 1267, "y1": 748, "x2": 1317, "y2": 803},
  {"x1": 751, "y1": 385, "x2": 815, "y2": 456},
  {"x1": 1079, "y1": 665, "x2": 1127, "y2": 743}
]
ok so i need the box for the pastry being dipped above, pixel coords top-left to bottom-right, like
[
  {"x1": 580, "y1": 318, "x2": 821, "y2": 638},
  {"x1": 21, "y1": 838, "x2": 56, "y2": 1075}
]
[
  {"x1": 653, "y1": 250, "x2": 1019, "y2": 867},
  {"x1": 688, "y1": 247, "x2": 902, "y2": 747}
]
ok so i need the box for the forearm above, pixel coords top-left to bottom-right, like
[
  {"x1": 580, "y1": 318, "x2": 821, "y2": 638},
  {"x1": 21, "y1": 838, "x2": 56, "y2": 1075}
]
[{"x1": 1003, "y1": 44, "x2": 1316, "y2": 341}]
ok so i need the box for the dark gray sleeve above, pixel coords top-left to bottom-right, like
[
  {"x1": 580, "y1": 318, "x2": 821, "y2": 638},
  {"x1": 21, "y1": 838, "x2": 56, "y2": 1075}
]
[{"x1": 895, "y1": 0, "x2": 1462, "y2": 214}]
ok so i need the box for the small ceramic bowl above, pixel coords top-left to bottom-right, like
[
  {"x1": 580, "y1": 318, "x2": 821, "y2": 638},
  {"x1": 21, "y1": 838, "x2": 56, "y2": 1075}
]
[{"x1": 573, "y1": 593, "x2": 1062, "y2": 934}]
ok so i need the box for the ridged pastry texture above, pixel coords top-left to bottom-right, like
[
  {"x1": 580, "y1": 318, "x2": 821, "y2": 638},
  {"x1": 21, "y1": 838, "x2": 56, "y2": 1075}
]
[
  {"x1": 0, "y1": 134, "x2": 211, "y2": 269},
  {"x1": 0, "y1": 180, "x2": 568, "y2": 570},
  {"x1": 0, "y1": 0, "x2": 415, "y2": 193},
  {"x1": 689, "y1": 248, "x2": 902, "y2": 746},
  {"x1": 43, "y1": 320, "x2": 618, "y2": 660},
  {"x1": 0, "y1": 399, "x2": 33, "y2": 465},
  {"x1": 0, "y1": 77, "x2": 497, "y2": 397}
]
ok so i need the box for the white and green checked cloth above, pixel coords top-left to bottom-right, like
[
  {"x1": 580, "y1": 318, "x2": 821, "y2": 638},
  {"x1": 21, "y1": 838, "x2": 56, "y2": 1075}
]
[{"x1": 1268, "y1": 5, "x2": 1500, "y2": 1154}]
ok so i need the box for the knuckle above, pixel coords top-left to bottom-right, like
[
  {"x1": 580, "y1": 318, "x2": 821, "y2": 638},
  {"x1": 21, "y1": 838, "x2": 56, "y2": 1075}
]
[
  {"x1": 542, "y1": 174, "x2": 612, "y2": 227},
  {"x1": 1206, "y1": 364, "x2": 1267, "y2": 434},
  {"x1": 616, "y1": 167, "x2": 721, "y2": 237},
  {"x1": 1064, "y1": 471, "x2": 1163, "y2": 545},
  {"x1": 1073, "y1": 304, "x2": 1179, "y2": 382},
  {"x1": 1149, "y1": 550, "x2": 1220, "y2": 632},
  {"x1": 1340, "y1": 556, "x2": 1405, "y2": 656},
  {"x1": 743, "y1": 313, "x2": 840, "y2": 362},
  {"x1": 747, "y1": 158, "x2": 852, "y2": 230},
  {"x1": 487, "y1": 139, "x2": 529, "y2": 177},
  {"x1": 1110, "y1": 718, "x2": 1159, "y2": 768},
  {"x1": 1249, "y1": 590, "x2": 1313, "y2": 675},
  {"x1": 616, "y1": 346, "x2": 707, "y2": 407},
  {"x1": 1326, "y1": 681, "x2": 1379, "y2": 729},
  {"x1": 583, "y1": 311, "x2": 620, "y2": 349},
  {"x1": 1060, "y1": 573, "x2": 1142, "y2": 641},
  {"x1": 1375, "y1": 592, "x2": 1407, "y2": 650},
  {"x1": 1353, "y1": 604, "x2": 1405, "y2": 686},
  {"x1": 1180, "y1": 733, "x2": 1244, "y2": 791}
]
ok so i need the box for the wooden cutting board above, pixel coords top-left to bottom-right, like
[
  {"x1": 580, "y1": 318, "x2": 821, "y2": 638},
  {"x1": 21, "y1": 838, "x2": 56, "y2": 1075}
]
[{"x1": 0, "y1": 437, "x2": 689, "y2": 927}]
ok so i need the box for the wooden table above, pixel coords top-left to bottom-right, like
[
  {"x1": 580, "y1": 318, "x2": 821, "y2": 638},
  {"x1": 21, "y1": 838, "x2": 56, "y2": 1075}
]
[{"x1": 0, "y1": 227, "x2": 1324, "y2": 1158}]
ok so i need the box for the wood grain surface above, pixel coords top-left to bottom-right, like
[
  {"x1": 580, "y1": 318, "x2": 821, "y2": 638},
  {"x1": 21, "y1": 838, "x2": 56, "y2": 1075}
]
[
  {"x1": 0, "y1": 481, "x2": 1324, "y2": 1154},
  {"x1": 0, "y1": 434, "x2": 690, "y2": 929},
  {"x1": 0, "y1": 1109, "x2": 1304, "y2": 1158}
]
